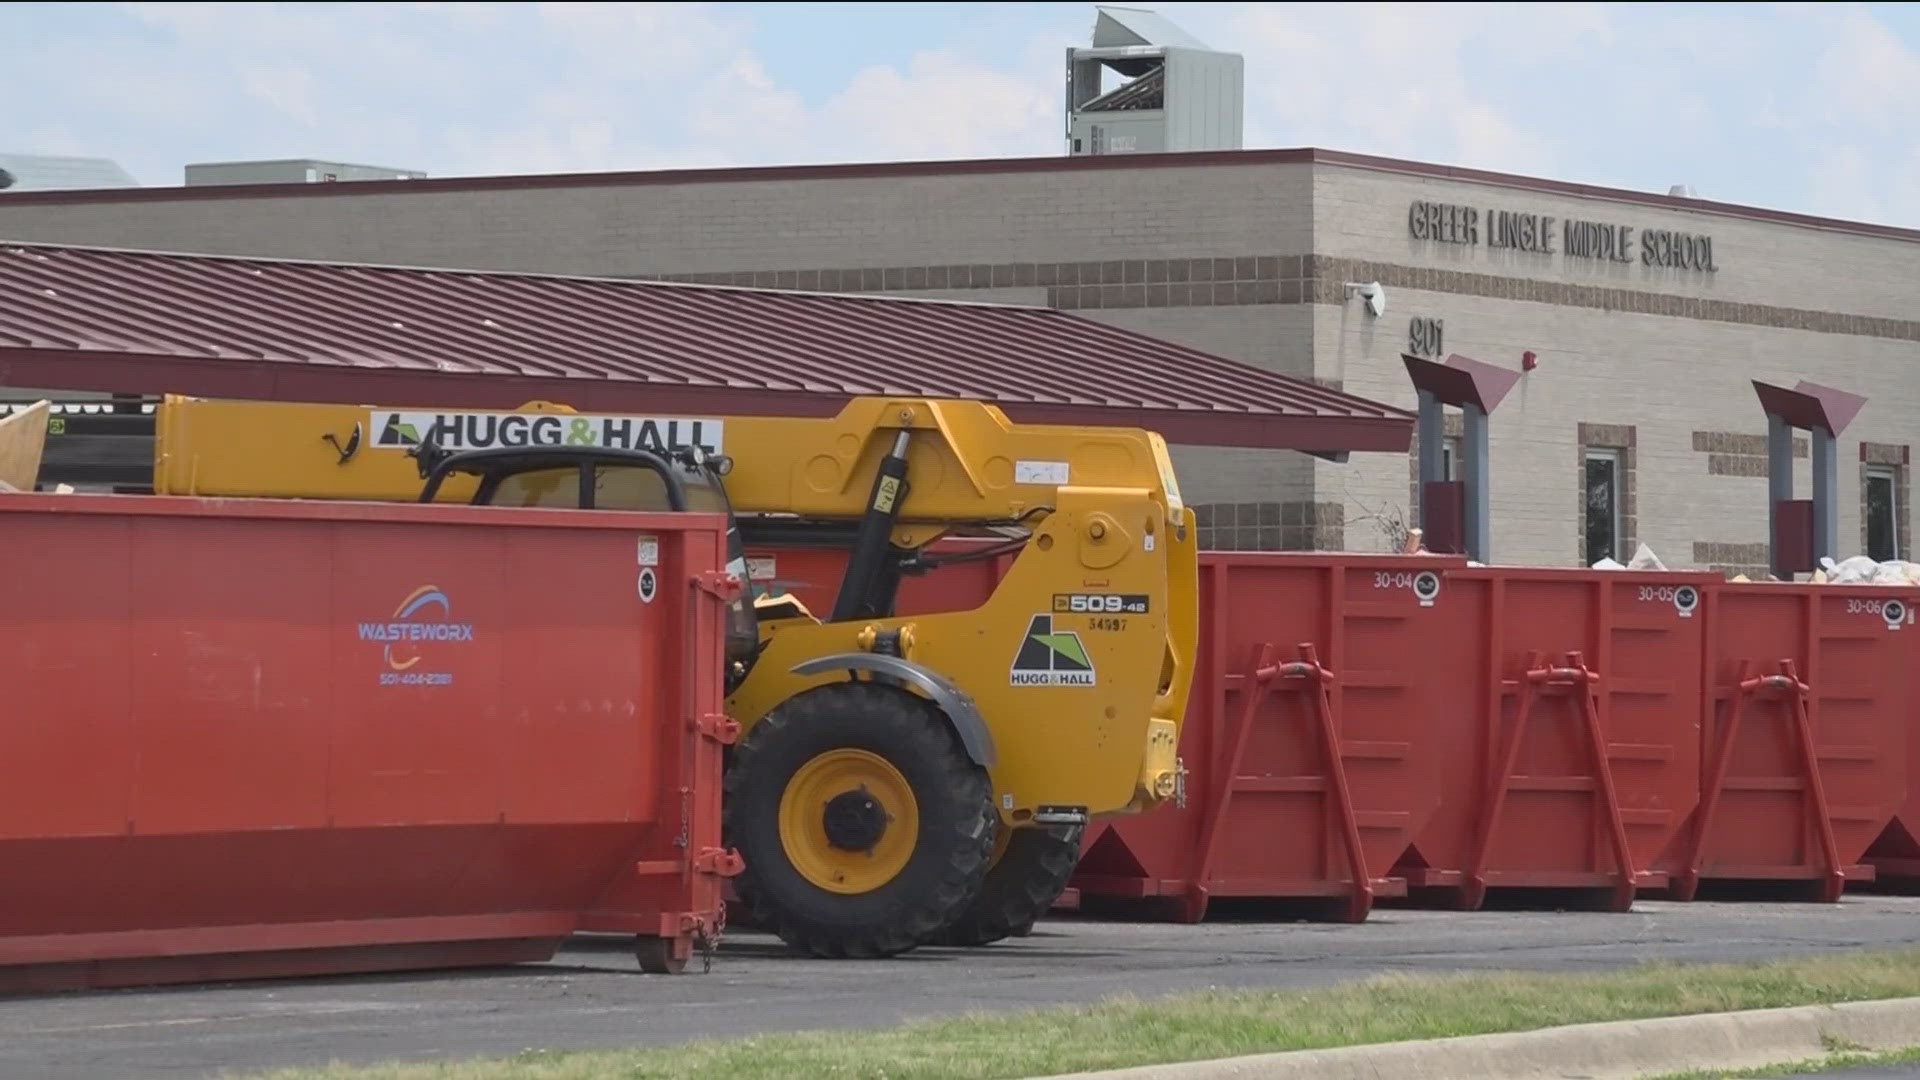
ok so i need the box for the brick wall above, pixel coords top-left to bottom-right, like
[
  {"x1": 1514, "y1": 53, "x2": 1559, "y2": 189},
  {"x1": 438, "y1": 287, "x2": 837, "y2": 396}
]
[
  {"x1": 1312, "y1": 164, "x2": 1920, "y2": 323},
  {"x1": 1313, "y1": 165, "x2": 1920, "y2": 568},
  {"x1": 1192, "y1": 500, "x2": 1343, "y2": 551},
  {"x1": 1315, "y1": 284, "x2": 1909, "y2": 567},
  {"x1": 1692, "y1": 541, "x2": 1771, "y2": 580},
  {"x1": 4, "y1": 158, "x2": 1919, "y2": 568},
  {"x1": 1692, "y1": 430, "x2": 1808, "y2": 477}
]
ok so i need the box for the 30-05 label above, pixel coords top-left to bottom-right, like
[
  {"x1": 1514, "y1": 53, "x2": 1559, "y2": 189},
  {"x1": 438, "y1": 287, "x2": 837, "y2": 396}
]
[{"x1": 1053, "y1": 593, "x2": 1151, "y2": 614}]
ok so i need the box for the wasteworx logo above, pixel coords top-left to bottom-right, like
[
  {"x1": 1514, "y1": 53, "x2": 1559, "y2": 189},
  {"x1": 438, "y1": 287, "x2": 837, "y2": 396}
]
[
  {"x1": 358, "y1": 586, "x2": 473, "y2": 686},
  {"x1": 1010, "y1": 615, "x2": 1096, "y2": 687}
]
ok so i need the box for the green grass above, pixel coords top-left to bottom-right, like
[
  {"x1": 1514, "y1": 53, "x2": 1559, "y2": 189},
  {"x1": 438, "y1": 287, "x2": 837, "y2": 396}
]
[
  {"x1": 233, "y1": 948, "x2": 1920, "y2": 1080},
  {"x1": 1650, "y1": 1044, "x2": 1920, "y2": 1078}
]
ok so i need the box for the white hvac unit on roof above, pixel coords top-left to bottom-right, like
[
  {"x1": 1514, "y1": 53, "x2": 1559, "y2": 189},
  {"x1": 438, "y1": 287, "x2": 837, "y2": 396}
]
[
  {"x1": 184, "y1": 159, "x2": 427, "y2": 186},
  {"x1": 0, "y1": 153, "x2": 140, "y2": 192},
  {"x1": 1066, "y1": 6, "x2": 1244, "y2": 157}
]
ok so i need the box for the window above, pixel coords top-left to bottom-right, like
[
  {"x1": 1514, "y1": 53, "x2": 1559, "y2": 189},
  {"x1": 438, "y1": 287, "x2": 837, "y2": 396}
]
[
  {"x1": 1866, "y1": 465, "x2": 1900, "y2": 562},
  {"x1": 592, "y1": 465, "x2": 674, "y2": 511},
  {"x1": 1584, "y1": 448, "x2": 1624, "y2": 565},
  {"x1": 1440, "y1": 436, "x2": 1461, "y2": 481},
  {"x1": 492, "y1": 467, "x2": 579, "y2": 508}
]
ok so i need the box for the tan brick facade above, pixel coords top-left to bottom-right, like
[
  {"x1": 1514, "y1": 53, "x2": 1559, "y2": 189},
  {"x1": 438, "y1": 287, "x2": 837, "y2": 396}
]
[{"x1": 2, "y1": 151, "x2": 1916, "y2": 573}]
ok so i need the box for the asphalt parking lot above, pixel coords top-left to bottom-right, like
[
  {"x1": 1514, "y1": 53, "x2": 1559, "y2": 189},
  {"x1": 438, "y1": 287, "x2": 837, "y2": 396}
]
[{"x1": 7, "y1": 894, "x2": 1920, "y2": 1080}]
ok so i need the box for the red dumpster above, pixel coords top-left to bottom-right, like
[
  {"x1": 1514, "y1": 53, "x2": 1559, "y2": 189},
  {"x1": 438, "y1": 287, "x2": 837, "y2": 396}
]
[
  {"x1": 1396, "y1": 568, "x2": 1715, "y2": 911},
  {"x1": 0, "y1": 493, "x2": 738, "y2": 991},
  {"x1": 1072, "y1": 553, "x2": 1469, "y2": 922},
  {"x1": 1668, "y1": 582, "x2": 1914, "y2": 901}
]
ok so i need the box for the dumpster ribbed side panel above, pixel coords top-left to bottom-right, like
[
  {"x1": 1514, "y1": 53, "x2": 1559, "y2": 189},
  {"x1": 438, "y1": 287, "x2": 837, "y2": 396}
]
[
  {"x1": 1864, "y1": 623, "x2": 1920, "y2": 883},
  {"x1": 0, "y1": 494, "x2": 733, "y2": 990},
  {"x1": 1397, "y1": 568, "x2": 1712, "y2": 910},
  {"x1": 1072, "y1": 553, "x2": 1466, "y2": 921},
  {"x1": 1671, "y1": 583, "x2": 1914, "y2": 900}
]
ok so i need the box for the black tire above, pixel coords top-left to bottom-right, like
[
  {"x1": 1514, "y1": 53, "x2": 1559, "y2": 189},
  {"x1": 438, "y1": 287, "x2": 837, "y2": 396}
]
[
  {"x1": 634, "y1": 936, "x2": 688, "y2": 974},
  {"x1": 927, "y1": 822, "x2": 1084, "y2": 947},
  {"x1": 724, "y1": 682, "x2": 997, "y2": 958}
]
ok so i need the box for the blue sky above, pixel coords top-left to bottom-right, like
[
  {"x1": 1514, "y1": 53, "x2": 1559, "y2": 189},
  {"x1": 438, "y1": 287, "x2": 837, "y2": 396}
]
[{"x1": 7, "y1": 3, "x2": 1920, "y2": 226}]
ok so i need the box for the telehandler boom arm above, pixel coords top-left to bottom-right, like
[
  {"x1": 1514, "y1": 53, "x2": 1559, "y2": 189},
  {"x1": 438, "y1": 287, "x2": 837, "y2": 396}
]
[
  {"x1": 153, "y1": 394, "x2": 1187, "y2": 541},
  {"x1": 151, "y1": 390, "x2": 1197, "y2": 798}
]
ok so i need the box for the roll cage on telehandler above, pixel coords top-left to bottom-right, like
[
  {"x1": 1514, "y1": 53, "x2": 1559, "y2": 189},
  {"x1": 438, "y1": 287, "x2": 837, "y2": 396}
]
[
  {"x1": 412, "y1": 441, "x2": 762, "y2": 680},
  {"x1": 139, "y1": 392, "x2": 1200, "y2": 957}
]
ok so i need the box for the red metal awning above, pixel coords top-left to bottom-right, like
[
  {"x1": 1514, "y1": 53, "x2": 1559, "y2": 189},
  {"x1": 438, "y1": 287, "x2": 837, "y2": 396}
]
[{"x1": 0, "y1": 243, "x2": 1412, "y2": 453}]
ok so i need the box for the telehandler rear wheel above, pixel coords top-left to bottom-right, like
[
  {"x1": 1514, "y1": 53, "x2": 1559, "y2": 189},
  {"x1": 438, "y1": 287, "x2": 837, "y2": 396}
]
[
  {"x1": 927, "y1": 821, "x2": 1083, "y2": 947},
  {"x1": 724, "y1": 682, "x2": 997, "y2": 958}
]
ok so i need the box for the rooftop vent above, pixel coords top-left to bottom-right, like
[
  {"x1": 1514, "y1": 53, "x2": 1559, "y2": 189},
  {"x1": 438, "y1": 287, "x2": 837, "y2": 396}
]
[{"x1": 1066, "y1": 6, "x2": 1243, "y2": 156}]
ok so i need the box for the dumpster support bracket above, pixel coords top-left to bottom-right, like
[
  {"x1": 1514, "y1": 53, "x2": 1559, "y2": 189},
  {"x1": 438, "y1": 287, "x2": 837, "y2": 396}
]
[
  {"x1": 1185, "y1": 642, "x2": 1376, "y2": 924},
  {"x1": 1461, "y1": 651, "x2": 1638, "y2": 912},
  {"x1": 694, "y1": 713, "x2": 740, "y2": 745},
  {"x1": 1675, "y1": 660, "x2": 1847, "y2": 902},
  {"x1": 695, "y1": 847, "x2": 745, "y2": 877}
]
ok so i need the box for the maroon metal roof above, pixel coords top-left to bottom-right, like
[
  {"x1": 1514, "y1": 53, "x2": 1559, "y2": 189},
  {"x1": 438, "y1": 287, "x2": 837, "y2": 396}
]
[
  {"x1": 1752, "y1": 380, "x2": 1868, "y2": 436},
  {"x1": 0, "y1": 243, "x2": 1411, "y2": 453},
  {"x1": 1402, "y1": 353, "x2": 1522, "y2": 414}
]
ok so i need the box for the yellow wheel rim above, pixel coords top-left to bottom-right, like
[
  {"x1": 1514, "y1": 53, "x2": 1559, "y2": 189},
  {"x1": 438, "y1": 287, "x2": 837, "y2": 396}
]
[{"x1": 778, "y1": 749, "x2": 920, "y2": 894}]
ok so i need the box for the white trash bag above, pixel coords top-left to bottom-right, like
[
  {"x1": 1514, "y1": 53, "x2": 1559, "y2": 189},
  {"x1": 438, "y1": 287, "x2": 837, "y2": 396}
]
[
  {"x1": 1819, "y1": 556, "x2": 1880, "y2": 584},
  {"x1": 1626, "y1": 543, "x2": 1667, "y2": 571},
  {"x1": 1870, "y1": 559, "x2": 1920, "y2": 585}
]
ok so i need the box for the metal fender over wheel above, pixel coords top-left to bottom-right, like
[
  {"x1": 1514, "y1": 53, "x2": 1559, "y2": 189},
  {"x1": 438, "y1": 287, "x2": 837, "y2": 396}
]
[
  {"x1": 927, "y1": 822, "x2": 1084, "y2": 947},
  {"x1": 724, "y1": 682, "x2": 997, "y2": 958}
]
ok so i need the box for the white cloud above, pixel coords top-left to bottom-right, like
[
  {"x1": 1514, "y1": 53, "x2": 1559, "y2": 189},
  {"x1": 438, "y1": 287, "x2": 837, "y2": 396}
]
[
  {"x1": 535, "y1": 1, "x2": 751, "y2": 80},
  {"x1": 819, "y1": 52, "x2": 1056, "y2": 160},
  {"x1": 1813, "y1": 8, "x2": 1920, "y2": 131},
  {"x1": 1223, "y1": 2, "x2": 1617, "y2": 177},
  {"x1": 5, "y1": 2, "x2": 1919, "y2": 225},
  {"x1": 238, "y1": 64, "x2": 319, "y2": 127},
  {"x1": 1768, "y1": 5, "x2": 1920, "y2": 222},
  {"x1": 683, "y1": 55, "x2": 809, "y2": 152}
]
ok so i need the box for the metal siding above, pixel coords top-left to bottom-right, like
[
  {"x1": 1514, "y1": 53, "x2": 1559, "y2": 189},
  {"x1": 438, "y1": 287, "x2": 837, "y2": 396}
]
[{"x1": 0, "y1": 243, "x2": 1411, "y2": 452}]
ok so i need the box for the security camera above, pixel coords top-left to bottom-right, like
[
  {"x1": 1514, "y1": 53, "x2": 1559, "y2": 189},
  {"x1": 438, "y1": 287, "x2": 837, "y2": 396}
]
[{"x1": 1345, "y1": 281, "x2": 1386, "y2": 317}]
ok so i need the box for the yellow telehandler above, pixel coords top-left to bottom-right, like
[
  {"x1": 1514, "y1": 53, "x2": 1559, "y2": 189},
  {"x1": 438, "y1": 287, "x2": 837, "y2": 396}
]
[{"x1": 111, "y1": 392, "x2": 1198, "y2": 957}]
